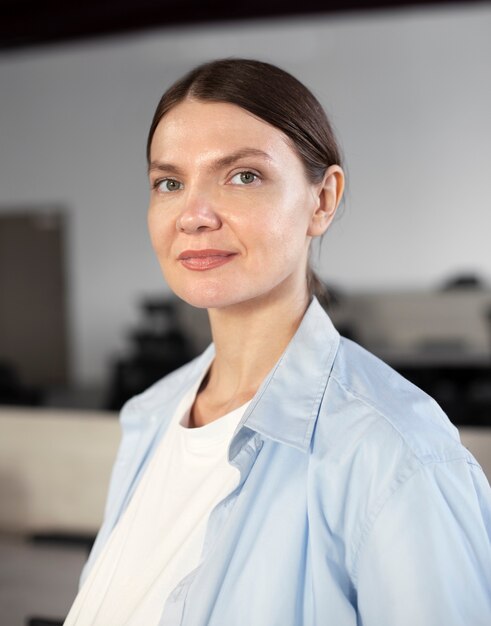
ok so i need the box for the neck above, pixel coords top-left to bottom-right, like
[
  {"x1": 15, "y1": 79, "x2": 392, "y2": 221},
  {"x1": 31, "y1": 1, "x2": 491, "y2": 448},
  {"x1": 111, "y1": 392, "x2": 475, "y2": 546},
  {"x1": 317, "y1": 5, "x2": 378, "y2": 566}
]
[{"x1": 190, "y1": 281, "x2": 310, "y2": 426}]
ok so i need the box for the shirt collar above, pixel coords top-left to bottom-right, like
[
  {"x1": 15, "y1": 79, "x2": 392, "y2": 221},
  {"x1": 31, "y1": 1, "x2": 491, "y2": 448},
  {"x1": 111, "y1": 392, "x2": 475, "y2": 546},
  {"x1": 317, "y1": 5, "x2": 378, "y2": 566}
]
[{"x1": 231, "y1": 297, "x2": 340, "y2": 455}]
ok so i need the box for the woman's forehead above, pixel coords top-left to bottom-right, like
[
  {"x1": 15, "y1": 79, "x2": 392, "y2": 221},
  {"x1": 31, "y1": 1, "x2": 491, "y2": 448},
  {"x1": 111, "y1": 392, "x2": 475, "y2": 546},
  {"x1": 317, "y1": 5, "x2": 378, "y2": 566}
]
[
  {"x1": 150, "y1": 99, "x2": 296, "y2": 164},
  {"x1": 155, "y1": 100, "x2": 286, "y2": 144}
]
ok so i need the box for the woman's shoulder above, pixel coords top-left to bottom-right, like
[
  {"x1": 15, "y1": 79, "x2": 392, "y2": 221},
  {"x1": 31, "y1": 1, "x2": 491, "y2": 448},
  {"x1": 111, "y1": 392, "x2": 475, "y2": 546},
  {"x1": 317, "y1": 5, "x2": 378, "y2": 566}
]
[
  {"x1": 321, "y1": 335, "x2": 467, "y2": 467},
  {"x1": 310, "y1": 336, "x2": 488, "y2": 579},
  {"x1": 309, "y1": 335, "x2": 478, "y2": 528}
]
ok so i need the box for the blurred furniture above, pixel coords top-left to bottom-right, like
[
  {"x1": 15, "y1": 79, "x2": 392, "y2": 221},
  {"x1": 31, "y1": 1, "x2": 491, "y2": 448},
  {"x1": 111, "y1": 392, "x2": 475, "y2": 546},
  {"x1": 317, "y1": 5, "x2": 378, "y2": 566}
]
[
  {"x1": 0, "y1": 407, "x2": 119, "y2": 536},
  {"x1": 0, "y1": 212, "x2": 69, "y2": 393},
  {"x1": 106, "y1": 298, "x2": 194, "y2": 410},
  {"x1": 0, "y1": 360, "x2": 43, "y2": 405}
]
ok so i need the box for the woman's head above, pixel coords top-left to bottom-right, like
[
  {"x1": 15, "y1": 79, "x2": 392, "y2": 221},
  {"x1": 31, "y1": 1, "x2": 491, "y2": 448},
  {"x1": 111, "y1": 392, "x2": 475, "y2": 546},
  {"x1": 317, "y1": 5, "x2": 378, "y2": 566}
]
[{"x1": 147, "y1": 59, "x2": 344, "y2": 310}]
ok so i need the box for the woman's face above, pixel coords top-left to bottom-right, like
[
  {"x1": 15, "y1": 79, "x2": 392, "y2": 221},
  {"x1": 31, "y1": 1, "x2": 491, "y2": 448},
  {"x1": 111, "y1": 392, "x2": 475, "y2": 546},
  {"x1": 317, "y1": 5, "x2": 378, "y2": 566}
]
[{"x1": 147, "y1": 99, "x2": 332, "y2": 310}]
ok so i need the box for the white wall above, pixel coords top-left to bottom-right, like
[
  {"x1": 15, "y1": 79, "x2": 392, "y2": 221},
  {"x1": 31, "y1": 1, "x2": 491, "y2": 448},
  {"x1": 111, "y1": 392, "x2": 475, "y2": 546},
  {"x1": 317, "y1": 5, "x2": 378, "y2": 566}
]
[{"x1": 1, "y1": 4, "x2": 490, "y2": 385}]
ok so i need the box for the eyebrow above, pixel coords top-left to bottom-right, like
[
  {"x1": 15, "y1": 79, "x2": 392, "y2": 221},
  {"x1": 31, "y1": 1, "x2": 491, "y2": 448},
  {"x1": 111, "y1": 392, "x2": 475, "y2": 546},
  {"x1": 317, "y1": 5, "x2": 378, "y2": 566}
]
[{"x1": 148, "y1": 147, "x2": 273, "y2": 176}]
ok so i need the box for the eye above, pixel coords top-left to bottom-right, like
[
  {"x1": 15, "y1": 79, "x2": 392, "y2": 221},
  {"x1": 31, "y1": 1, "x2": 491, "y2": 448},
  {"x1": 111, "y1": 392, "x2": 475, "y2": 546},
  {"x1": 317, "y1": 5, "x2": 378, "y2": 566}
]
[
  {"x1": 229, "y1": 171, "x2": 259, "y2": 186},
  {"x1": 154, "y1": 178, "x2": 184, "y2": 193}
]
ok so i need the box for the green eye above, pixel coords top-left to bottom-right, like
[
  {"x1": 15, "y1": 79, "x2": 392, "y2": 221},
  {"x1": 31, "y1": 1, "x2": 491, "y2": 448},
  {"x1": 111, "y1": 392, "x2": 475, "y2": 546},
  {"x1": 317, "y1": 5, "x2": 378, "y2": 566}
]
[
  {"x1": 231, "y1": 171, "x2": 258, "y2": 185},
  {"x1": 157, "y1": 178, "x2": 183, "y2": 192},
  {"x1": 240, "y1": 172, "x2": 256, "y2": 184}
]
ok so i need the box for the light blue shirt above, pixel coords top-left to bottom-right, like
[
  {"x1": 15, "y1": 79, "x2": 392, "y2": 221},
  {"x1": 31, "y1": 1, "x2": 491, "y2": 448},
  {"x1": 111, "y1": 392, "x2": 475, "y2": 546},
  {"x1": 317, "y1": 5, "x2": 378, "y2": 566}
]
[{"x1": 81, "y1": 298, "x2": 491, "y2": 625}]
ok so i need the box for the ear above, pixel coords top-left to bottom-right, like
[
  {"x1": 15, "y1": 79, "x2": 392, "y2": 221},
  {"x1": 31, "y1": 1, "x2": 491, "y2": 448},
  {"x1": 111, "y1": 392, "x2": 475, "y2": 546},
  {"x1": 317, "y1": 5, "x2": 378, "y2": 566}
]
[{"x1": 307, "y1": 165, "x2": 345, "y2": 237}]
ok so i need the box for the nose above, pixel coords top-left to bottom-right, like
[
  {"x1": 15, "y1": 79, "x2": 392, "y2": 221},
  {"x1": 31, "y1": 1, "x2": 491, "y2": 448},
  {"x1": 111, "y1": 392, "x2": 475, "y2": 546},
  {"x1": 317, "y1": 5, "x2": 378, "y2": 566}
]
[{"x1": 176, "y1": 192, "x2": 222, "y2": 234}]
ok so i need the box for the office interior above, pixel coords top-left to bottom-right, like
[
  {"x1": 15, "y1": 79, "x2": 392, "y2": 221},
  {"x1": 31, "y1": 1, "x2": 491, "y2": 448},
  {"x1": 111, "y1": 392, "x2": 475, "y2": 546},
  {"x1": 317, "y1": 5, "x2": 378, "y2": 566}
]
[{"x1": 1, "y1": 1, "x2": 491, "y2": 623}]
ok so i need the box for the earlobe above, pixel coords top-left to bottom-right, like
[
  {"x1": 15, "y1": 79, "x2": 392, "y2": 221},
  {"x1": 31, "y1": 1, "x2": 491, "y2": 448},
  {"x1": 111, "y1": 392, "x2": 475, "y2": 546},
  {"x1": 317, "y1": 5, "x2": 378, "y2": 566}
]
[{"x1": 307, "y1": 165, "x2": 345, "y2": 237}]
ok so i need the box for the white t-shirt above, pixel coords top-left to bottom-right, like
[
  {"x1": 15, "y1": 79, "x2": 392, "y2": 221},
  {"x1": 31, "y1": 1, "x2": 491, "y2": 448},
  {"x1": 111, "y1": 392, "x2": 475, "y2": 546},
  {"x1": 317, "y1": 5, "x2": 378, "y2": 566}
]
[{"x1": 64, "y1": 380, "x2": 249, "y2": 626}]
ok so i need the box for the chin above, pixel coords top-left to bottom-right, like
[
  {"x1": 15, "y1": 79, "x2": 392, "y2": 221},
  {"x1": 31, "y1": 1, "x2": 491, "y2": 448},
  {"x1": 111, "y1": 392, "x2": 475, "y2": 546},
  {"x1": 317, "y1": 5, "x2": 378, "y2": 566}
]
[
  {"x1": 180, "y1": 288, "x2": 297, "y2": 314},
  {"x1": 171, "y1": 283, "x2": 243, "y2": 310},
  {"x1": 164, "y1": 268, "x2": 293, "y2": 311}
]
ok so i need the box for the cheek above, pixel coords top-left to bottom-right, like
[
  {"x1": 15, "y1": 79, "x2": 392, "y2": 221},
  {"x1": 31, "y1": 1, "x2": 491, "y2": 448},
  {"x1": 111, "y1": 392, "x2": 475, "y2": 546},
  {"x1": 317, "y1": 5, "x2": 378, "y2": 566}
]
[
  {"x1": 258, "y1": 193, "x2": 310, "y2": 252},
  {"x1": 147, "y1": 209, "x2": 172, "y2": 255}
]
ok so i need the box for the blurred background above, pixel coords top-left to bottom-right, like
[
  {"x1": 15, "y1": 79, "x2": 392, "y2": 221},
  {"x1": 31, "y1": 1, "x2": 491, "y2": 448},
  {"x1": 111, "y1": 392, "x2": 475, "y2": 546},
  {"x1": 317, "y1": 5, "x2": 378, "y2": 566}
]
[{"x1": 1, "y1": 0, "x2": 490, "y2": 623}]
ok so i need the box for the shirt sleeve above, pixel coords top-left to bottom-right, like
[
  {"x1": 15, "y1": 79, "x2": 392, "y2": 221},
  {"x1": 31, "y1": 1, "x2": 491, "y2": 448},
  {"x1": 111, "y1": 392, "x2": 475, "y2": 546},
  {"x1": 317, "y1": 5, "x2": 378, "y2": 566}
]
[{"x1": 355, "y1": 458, "x2": 491, "y2": 626}]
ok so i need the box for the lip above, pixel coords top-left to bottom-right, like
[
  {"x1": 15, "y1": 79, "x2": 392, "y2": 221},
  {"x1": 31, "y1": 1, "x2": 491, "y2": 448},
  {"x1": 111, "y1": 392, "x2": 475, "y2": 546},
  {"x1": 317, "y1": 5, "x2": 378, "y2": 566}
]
[{"x1": 177, "y1": 249, "x2": 237, "y2": 271}]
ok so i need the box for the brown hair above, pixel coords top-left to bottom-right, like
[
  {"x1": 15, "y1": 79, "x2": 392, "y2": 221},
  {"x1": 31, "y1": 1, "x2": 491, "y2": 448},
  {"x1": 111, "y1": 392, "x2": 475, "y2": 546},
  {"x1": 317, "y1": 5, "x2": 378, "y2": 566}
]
[{"x1": 147, "y1": 58, "x2": 342, "y2": 308}]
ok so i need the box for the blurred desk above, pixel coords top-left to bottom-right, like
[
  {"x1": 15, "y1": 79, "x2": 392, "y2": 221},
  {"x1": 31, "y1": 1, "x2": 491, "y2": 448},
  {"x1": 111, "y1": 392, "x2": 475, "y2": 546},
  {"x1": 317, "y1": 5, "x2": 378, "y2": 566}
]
[
  {"x1": 387, "y1": 358, "x2": 491, "y2": 427},
  {"x1": 0, "y1": 407, "x2": 119, "y2": 535}
]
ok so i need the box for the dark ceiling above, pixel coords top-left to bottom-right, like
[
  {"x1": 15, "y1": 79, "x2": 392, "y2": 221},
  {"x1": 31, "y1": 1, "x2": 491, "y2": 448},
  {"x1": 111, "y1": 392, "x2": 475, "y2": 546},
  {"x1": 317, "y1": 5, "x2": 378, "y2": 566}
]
[{"x1": 1, "y1": 0, "x2": 486, "y2": 52}]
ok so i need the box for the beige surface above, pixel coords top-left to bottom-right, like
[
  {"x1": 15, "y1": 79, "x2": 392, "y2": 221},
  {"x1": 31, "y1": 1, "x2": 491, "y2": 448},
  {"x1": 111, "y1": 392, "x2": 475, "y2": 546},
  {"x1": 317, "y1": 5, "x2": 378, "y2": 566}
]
[
  {"x1": 333, "y1": 291, "x2": 491, "y2": 361},
  {"x1": 0, "y1": 407, "x2": 120, "y2": 534}
]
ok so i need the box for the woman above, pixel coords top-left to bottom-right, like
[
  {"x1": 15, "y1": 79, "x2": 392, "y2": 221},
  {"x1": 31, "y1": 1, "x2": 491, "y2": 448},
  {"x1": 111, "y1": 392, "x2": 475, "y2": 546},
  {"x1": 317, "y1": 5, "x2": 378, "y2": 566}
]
[{"x1": 65, "y1": 59, "x2": 491, "y2": 625}]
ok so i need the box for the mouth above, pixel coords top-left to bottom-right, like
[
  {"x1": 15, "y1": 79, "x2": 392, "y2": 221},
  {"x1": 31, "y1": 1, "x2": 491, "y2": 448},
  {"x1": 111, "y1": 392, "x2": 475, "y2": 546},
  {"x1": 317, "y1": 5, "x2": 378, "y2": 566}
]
[{"x1": 177, "y1": 249, "x2": 237, "y2": 271}]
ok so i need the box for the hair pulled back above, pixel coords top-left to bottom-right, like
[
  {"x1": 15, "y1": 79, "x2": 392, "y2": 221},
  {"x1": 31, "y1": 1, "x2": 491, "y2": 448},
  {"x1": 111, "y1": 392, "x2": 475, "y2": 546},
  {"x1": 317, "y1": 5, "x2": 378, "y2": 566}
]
[{"x1": 147, "y1": 58, "x2": 342, "y2": 307}]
